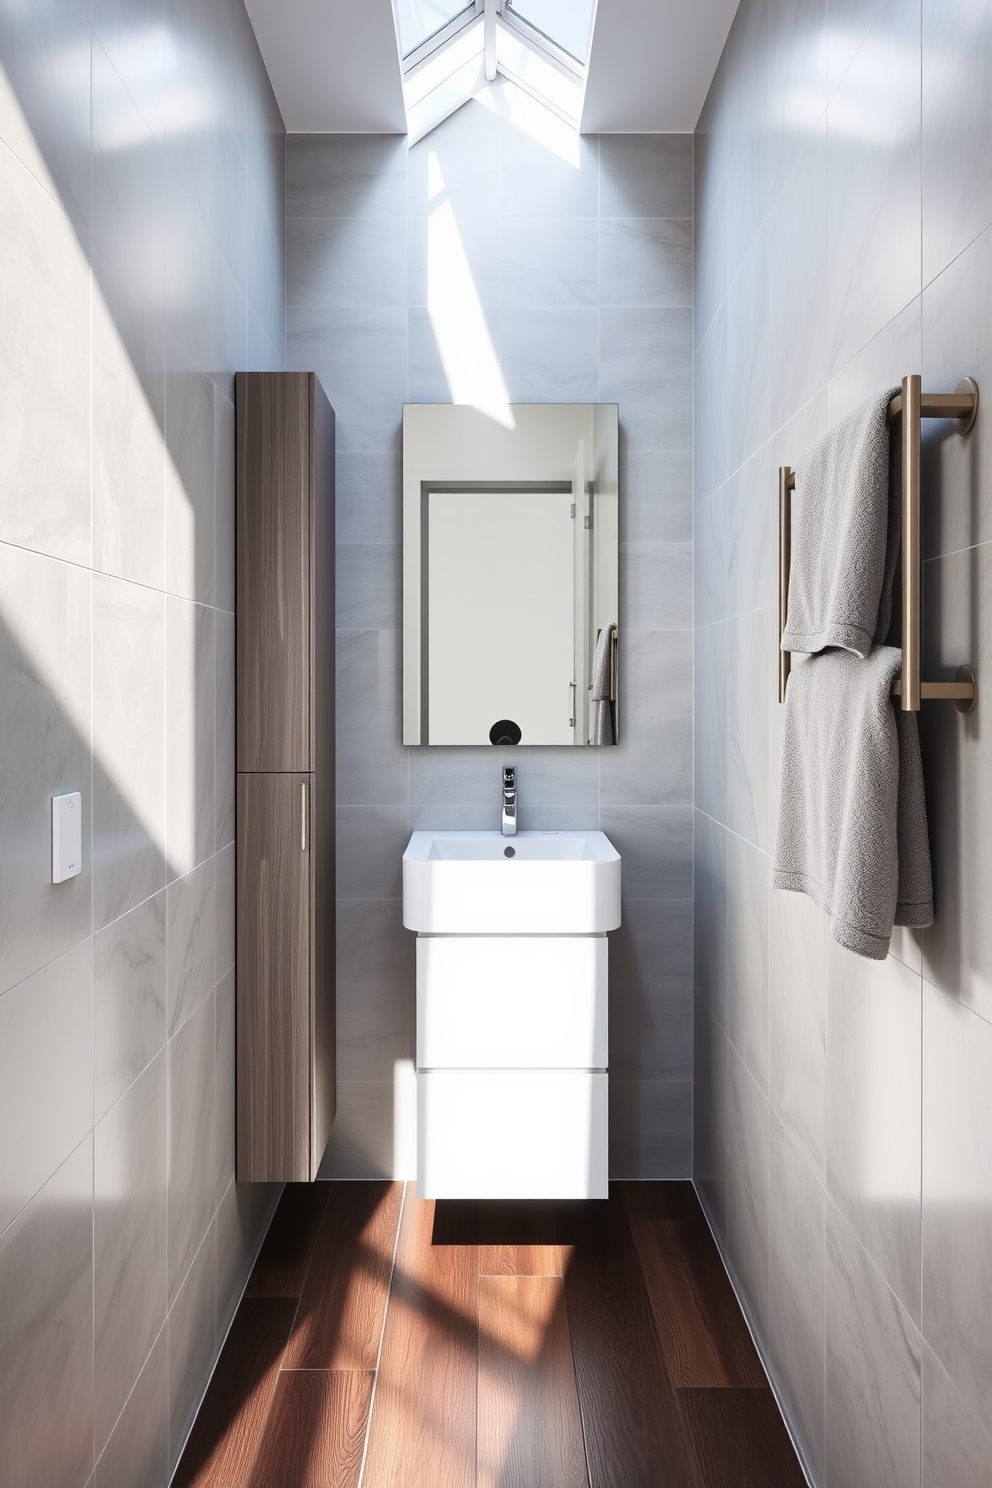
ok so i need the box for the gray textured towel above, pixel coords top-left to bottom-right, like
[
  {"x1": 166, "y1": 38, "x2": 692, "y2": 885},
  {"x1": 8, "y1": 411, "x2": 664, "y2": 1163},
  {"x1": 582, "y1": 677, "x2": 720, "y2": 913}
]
[
  {"x1": 591, "y1": 623, "x2": 616, "y2": 746},
  {"x1": 782, "y1": 388, "x2": 900, "y2": 658},
  {"x1": 773, "y1": 646, "x2": 933, "y2": 960}
]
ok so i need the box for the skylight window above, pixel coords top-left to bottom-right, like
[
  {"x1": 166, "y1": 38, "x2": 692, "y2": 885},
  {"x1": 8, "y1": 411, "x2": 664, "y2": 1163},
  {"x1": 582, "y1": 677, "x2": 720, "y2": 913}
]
[
  {"x1": 395, "y1": 0, "x2": 476, "y2": 60},
  {"x1": 504, "y1": 0, "x2": 596, "y2": 65}
]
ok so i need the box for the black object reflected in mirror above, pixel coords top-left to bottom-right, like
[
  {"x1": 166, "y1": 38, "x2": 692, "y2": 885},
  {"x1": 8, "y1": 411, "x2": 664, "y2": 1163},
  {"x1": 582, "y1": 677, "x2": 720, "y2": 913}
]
[{"x1": 489, "y1": 719, "x2": 522, "y2": 745}]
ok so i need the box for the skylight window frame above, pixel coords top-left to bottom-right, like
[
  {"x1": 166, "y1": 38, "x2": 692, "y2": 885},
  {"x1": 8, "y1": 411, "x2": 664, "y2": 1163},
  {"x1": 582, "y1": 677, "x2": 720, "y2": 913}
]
[
  {"x1": 399, "y1": 0, "x2": 484, "y2": 74},
  {"x1": 496, "y1": 0, "x2": 590, "y2": 77}
]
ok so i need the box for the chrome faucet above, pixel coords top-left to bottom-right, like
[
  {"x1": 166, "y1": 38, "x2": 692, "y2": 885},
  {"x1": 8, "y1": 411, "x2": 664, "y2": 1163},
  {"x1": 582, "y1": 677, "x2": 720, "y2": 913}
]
[{"x1": 501, "y1": 766, "x2": 517, "y2": 836}]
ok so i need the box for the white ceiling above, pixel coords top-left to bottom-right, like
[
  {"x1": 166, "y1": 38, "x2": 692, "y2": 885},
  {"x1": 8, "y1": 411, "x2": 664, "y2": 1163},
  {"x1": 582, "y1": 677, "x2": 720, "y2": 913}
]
[
  {"x1": 581, "y1": 0, "x2": 741, "y2": 132},
  {"x1": 244, "y1": 0, "x2": 741, "y2": 135}
]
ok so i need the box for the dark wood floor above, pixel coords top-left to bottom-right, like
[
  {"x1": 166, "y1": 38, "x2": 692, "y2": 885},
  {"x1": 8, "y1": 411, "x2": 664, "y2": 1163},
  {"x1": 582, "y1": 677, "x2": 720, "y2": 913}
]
[{"x1": 174, "y1": 1182, "x2": 807, "y2": 1488}]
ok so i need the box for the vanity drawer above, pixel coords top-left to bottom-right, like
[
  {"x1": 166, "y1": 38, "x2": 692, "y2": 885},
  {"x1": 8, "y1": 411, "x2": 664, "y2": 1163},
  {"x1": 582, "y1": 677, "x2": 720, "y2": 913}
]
[
  {"x1": 417, "y1": 1069, "x2": 607, "y2": 1199},
  {"x1": 416, "y1": 934, "x2": 608, "y2": 1070}
]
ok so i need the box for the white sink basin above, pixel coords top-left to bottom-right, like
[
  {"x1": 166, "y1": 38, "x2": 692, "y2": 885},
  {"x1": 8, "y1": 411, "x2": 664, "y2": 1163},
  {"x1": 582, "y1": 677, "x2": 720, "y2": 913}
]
[{"x1": 402, "y1": 829, "x2": 621, "y2": 934}]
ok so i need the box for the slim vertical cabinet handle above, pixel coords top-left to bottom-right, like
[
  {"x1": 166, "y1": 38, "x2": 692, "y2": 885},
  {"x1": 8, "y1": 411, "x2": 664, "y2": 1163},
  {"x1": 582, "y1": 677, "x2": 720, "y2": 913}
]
[{"x1": 301, "y1": 781, "x2": 309, "y2": 852}]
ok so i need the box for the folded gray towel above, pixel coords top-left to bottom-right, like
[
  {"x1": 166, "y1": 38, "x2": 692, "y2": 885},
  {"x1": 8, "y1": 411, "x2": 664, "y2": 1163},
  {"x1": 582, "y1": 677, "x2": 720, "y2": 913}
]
[
  {"x1": 591, "y1": 623, "x2": 616, "y2": 746},
  {"x1": 773, "y1": 645, "x2": 933, "y2": 960},
  {"x1": 782, "y1": 388, "x2": 900, "y2": 659}
]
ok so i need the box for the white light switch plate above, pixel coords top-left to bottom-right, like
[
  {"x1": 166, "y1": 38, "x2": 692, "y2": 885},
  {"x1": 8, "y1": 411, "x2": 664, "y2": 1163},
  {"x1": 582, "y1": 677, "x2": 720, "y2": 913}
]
[{"x1": 52, "y1": 792, "x2": 82, "y2": 883}]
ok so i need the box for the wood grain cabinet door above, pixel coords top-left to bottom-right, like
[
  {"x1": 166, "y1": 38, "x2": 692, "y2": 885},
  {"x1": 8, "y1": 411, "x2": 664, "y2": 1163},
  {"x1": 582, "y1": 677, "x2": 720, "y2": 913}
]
[{"x1": 237, "y1": 771, "x2": 311, "y2": 1181}]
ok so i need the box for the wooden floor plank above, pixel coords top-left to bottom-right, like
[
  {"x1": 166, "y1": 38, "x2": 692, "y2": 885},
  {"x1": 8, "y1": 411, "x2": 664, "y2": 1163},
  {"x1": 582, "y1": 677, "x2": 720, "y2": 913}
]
[
  {"x1": 562, "y1": 1190, "x2": 696, "y2": 1488},
  {"x1": 283, "y1": 1180, "x2": 402, "y2": 1371},
  {"x1": 362, "y1": 1190, "x2": 479, "y2": 1488},
  {"x1": 173, "y1": 1299, "x2": 297, "y2": 1488},
  {"x1": 621, "y1": 1182, "x2": 705, "y2": 1224},
  {"x1": 246, "y1": 1183, "x2": 331, "y2": 1299},
  {"x1": 478, "y1": 1201, "x2": 569, "y2": 1277},
  {"x1": 478, "y1": 1275, "x2": 588, "y2": 1488},
  {"x1": 247, "y1": 1371, "x2": 374, "y2": 1488},
  {"x1": 677, "y1": 1387, "x2": 808, "y2": 1488},
  {"x1": 630, "y1": 1220, "x2": 767, "y2": 1389}
]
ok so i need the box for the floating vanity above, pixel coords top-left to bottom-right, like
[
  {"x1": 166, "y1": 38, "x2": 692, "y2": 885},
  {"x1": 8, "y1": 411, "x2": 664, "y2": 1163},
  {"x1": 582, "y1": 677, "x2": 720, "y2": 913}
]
[{"x1": 403, "y1": 829, "x2": 621, "y2": 1200}]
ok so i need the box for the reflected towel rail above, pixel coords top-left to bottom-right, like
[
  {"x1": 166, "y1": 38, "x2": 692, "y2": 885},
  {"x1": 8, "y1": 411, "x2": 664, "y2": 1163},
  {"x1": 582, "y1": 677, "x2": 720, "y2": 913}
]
[{"x1": 779, "y1": 374, "x2": 979, "y2": 712}]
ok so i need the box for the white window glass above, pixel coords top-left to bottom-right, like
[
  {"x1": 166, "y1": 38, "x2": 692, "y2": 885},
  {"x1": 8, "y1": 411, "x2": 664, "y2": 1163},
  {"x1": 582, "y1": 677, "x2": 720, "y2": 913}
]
[
  {"x1": 395, "y1": 0, "x2": 475, "y2": 58},
  {"x1": 504, "y1": 0, "x2": 596, "y2": 62}
]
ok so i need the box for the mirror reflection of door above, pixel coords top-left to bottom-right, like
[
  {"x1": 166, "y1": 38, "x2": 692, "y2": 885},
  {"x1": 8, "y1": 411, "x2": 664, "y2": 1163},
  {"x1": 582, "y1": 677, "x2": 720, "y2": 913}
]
[{"x1": 425, "y1": 486, "x2": 574, "y2": 745}]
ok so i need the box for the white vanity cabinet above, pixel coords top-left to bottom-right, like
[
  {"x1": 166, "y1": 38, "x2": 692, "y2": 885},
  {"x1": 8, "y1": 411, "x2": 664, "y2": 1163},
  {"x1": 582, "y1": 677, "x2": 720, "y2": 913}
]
[{"x1": 402, "y1": 829, "x2": 621, "y2": 1200}]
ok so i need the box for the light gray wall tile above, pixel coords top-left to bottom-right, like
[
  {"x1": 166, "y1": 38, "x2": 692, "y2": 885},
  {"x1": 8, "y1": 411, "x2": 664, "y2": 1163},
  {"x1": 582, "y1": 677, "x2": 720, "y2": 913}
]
[
  {"x1": 601, "y1": 307, "x2": 693, "y2": 449},
  {"x1": 769, "y1": 885, "x2": 826, "y2": 1178},
  {"x1": 500, "y1": 306, "x2": 599, "y2": 400},
  {"x1": 315, "y1": 1080, "x2": 396, "y2": 1180},
  {"x1": 599, "y1": 134, "x2": 693, "y2": 219},
  {"x1": 826, "y1": 1200, "x2": 922, "y2": 1488},
  {"x1": 214, "y1": 608, "x2": 235, "y2": 850},
  {"x1": 93, "y1": 1324, "x2": 168, "y2": 1488},
  {"x1": 725, "y1": 1044, "x2": 771, "y2": 1332},
  {"x1": 336, "y1": 629, "x2": 406, "y2": 806},
  {"x1": 287, "y1": 134, "x2": 408, "y2": 219},
  {"x1": 499, "y1": 218, "x2": 598, "y2": 307},
  {"x1": 599, "y1": 805, "x2": 693, "y2": 899},
  {"x1": 922, "y1": 1343, "x2": 992, "y2": 1488},
  {"x1": 623, "y1": 448, "x2": 693, "y2": 545},
  {"x1": 167, "y1": 1223, "x2": 215, "y2": 1475},
  {"x1": 600, "y1": 218, "x2": 693, "y2": 309},
  {"x1": 287, "y1": 216, "x2": 408, "y2": 309},
  {"x1": 0, "y1": 1138, "x2": 94, "y2": 1488},
  {"x1": 407, "y1": 212, "x2": 502, "y2": 309},
  {"x1": 608, "y1": 1079, "x2": 692, "y2": 1179},
  {"x1": 167, "y1": 992, "x2": 216, "y2": 1302},
  {"x1": 601, "y1": 628, "x2": 692, "y2": 807},
  {"x1": 621, "y1": 542, "x2": 693, "y2": 632},
  {"x1": 609, "y1": 900, "x2": 693, "y2": 1078},
  {"x1": 94, "y1": 1051, "x2": 168, "y2": 1454},
  {"x1": 500, "y1": 124, "x2": 598, "y2": 218},
  {"x1": 725, "y1": 832, "x2": 770, "y2": 1093},
  {"x1": 922, "y1": 983, "x2": 992, "y2": 1438},
  {"x1": 408, "y1": 97, "x2": 500, "y2": 219},
  {"x1": 694, "y1": 620, "x2": 728, "y2": 824},
  {"x1": 922, "y1": 0, "x2": 992, "y2": 287},
  {"x1": 166, "y1": 855, "x2": 217, "y2": 1035},
  {"x1": 166, "y1": 597, "x2": 215, "y2": 875},
  {"x1": 336, "y1": 805, "x2": 408, "y2": 900},
  {"x1": 727, "y1": 607, "x2": 775, "y2": 851},
  {"x1": 336, "y1": 544, "x2": 402, "y2": 630},
  {"x1": 694, "y1": 809, "x2": 728, "y2": 1028},
  {"x1": 336, "y1": 450, "x2": 402, "y2": 547},
  {"x1": 215, "y1": 1178, "x2": 252, "y2": 1339},
  {"x1": 93, "y1": 890, "x2": 168, "y2": 1123},
  {"x1": 288, "y1": 306, "x2": 408, "y2": 452}
]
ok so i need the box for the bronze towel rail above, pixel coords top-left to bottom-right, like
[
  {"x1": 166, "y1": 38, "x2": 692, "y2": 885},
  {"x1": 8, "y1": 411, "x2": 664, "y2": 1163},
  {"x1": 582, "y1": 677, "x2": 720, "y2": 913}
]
[{"x1": 779, "y1": 374, "x2": 979, "y2": 712}]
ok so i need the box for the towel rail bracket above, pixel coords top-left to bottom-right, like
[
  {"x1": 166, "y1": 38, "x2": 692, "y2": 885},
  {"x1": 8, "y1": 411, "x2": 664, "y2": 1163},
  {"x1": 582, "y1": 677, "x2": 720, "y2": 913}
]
[{"x1": 778, "y1": 375, "x2": 979, "y2": 712}]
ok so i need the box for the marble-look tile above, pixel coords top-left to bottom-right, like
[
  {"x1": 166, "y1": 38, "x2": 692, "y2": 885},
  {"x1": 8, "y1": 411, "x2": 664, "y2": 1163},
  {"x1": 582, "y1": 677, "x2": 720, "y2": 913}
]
[
  {"x1": 503, "y1": 749, "x2": 598, "y2": 808},
  {"x1": 0, "y1": 0, "x2": 92, "y2": 241},
  {"x1": 336, "y1": 450, "x2": 402, "y2": 547},
  {"x1": 0, "y1": 1137, "x2": 94, "y2": 1488},
  {"x1": 694, "y1": 620, "x2": 728, "y2": 826},
  {"x1": 287, "y1": 216, "x2": 408, "y2": 309},
  {"x1": 91, "y1": 32, "x2": 166, "y2": 299},
  {"x1": 601, "y1": 308, "x2": 693, "y2": 450},
  {"x1": 500, "y1": 307, "x2": 599, "y2": 401},
  {"x1": 287, "y1": 135, "x2": 408, "y2": 219},
  {"x1": 694, "y1": 485, "x2": 727, "y2": 626},
  {"x1": 609, "y1": 900, "x2": 693, "y2": 1079},
  {"x1": 92, "y1": 285, "x2": 167, "y2": 592},
  {"x1": 725, "y1": 1045, "x2": 771, "y2": 1333},
  {"x1": 522, "y1": 805, "x2": 600, "y2": 831},
  {"x1": 215, "y1": 1178, "x2": 251, "y2": 1339},
  {"x1": 768, "y1": 1114, "x2": 826, "y2": 1484},
  {"x1": 825, "y1": 0, "x2": 922, "y2": 377},
  {"x1": 0, "y1": 143, "x2": 91, "y2": 565},
  {"x1": 920, "y1": 224, "x2": 992, "y2": 560},
  {"x1": 288, "y1": 306, "x2": 407, "y2": 453},
  {"x1": 826, "y1": 936, "x2": 922, "y2": 1323},
  {"x1": 499, "y1": 218, "x2": 598, "y2": 307},
  {"x1": 725, "y1": 236, "x2": 771, "y2": 470},
  {"x1": 94, "y1": 890, "x2": 168, "y2": 1123},
  {"x1": 0, "y1": 940, "x2": 92, "y2": 1235},
  {"x1": 825, "y1": 294, "x2": 919, "y2": 430},
  {"x1": 826, "y1": 0, "x2": 887, "y2": 102},
  {"x1": 608, "y1": 1079, "x2": 692, "y2": 1180},
  {"x1": 500, "y1": 121, "x2": 598, "y2": 219},
  {"x1": 336, "y1": 544, "x2": 402, "y2": 630},
  {"x1": 167, "y1": 991, "x2": 216, "y2": 1302},
  {"x1": 0, "y1": 544, "x2": 92, "y2": 995},
  {"x1": 337, "y1": 629, "x2": 406, "y2": 808},
  {"x1": 94, "y1": 1323, "x2": 168, "y2": 1488},
  {"x1": 213, "y1": 966, "x2": 235, "y2": 1199},
  {"x1": 694, "y1": 809, "x2": 728, "y2": 1029},
  {"x1": 213, "y1": 387, "x2": 236, "y2": 613},
  {"x1": 724, "y1": 456, "x2": 775, "y2": 622},
  {"x1": 92, "y1": 0, "x2": 167, "y2": 141},
  {"x1": 769, "y1": 884, "x2": 826, "y2": 1177},
  {"x1": 727, "y1": 607, "x2": 776, "y2": 851},
  {"x1": 826, "y1": 1198, "x2": 922, "y2": 1488},
  {"x1": 214, "y1": 609, "x2": 235, "y2": 850},
  {"x1": 764, "y1": 118, "x2": 827, "y2": 435},
  {"x1": 164, "y1": 4, "x2": 216, "y2": 230},
  {"x1": 766, "y1": 0, "x2": 828, "y2": 205},
  {"x1": 922, "y1": 983, "x2": 992, "y2": 1438},
  {"x1": 693, "y1": 302, "x2": 730, "y2": 502},
  {"x1": 922, "y1": 1, "x2": 992, "y2": 287},
  {"x1": 621, "y1": 542, "x2": 693, "y2": 632},
  {"x1": 164, "y1": 336, "x2": 216, "y2": 605},
  {"x1": 599, "y1": 805, "x2": 693, "y2": 900},
  {"x1": 408, "y1": 96, "x2": 501, "y2": 220},
  {"x1": 600, "y1": 629, "x2": 692, "y2": 808},
  {"x1": 599, "y1": 218, "x2": 693, "y2": 309},
  {"x1": 94, "y1": 1051, "x2": 168, "y2": 1454},
  {"x1": 167, "y1": 1222, "x2": 216, "y2": 1475},
  {"x1": 599, "y1": 134, "x2": 693, "y2": 219},
  {"x1": 215, "y1": 843, "x2": 234, "y2": 982},
  {"x1": 336, "y1": 805, "x2": 408, "y2": 900},
  {"x1": 407, "y1": 803, "x2": 502, "y2": 832},
  {"x1": 336, "y1": 900, "x2": 413, "y2": 1082},
  {"x1": 407, "y1": 304, "x2": 502, "y2": 403},
  {"x1": 315, "y1": 1080, "x2": 396, "y2": 1179},
  {"x1": 407, "y1": 212, "x2": 502, "y2": 310},
  {"x1": 166, "y1": 854, "x2": 217, "y2": 1035},
  {"x1": 725, "y1": 832, "x2": 771, "y2": 1093},
  {"x1": 693, "y1": 997, "x2": 729, "y2": 1237},
  {"x1": 922, "y1": 1342, "x2": 992, "y2": 1488},
  {"x1": 918, "y1": 544, "x2": 992, "y2": 1021},
  {"x1": 248, "y1": 1181, "x2": 283, "y2": 1259},
  {"x1": 623, "y1": 447, "x2": 693, "y2": 545},
  {"x1": 409, "y1": 747, "x2": 500, "y2": 809},
  {"x1": 166, "y1": 597, "x2": 215, "y2": 877}
]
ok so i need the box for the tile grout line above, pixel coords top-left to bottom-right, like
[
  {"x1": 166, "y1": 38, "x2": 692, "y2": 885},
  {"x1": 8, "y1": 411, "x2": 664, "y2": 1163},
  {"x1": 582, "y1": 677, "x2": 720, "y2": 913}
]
[{"x1": 356, "y1": 1179, "x2": 408, "y2": 1488}]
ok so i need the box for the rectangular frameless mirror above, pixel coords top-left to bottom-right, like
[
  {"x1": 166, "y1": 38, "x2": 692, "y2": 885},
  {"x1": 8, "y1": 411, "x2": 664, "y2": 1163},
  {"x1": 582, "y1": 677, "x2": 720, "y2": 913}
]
[{"x1": 403, "y1": 404, "x2": 619, "y2": 746}]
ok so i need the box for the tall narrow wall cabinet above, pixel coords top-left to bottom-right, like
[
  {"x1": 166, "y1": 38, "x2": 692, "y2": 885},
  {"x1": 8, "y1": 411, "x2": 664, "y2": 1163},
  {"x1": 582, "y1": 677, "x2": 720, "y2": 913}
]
[{"x1": 235, "y1": 372, "x2": 336, "y2": 1181}]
